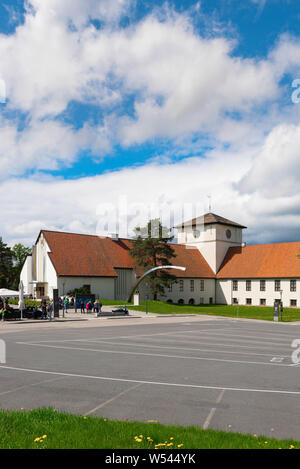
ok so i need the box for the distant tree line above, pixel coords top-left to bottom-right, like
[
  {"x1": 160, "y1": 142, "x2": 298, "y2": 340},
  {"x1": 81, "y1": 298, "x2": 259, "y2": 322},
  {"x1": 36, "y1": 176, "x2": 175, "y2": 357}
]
[{"x1": 0, "y1": 237, "x2": 31, "y2": 290}]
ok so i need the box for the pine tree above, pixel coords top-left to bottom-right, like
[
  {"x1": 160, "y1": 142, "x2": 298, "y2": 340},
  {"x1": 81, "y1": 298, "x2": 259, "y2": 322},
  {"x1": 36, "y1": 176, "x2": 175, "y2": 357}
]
[{"x1": 130, "y1": 219, "x2": 177, "y2": 300}]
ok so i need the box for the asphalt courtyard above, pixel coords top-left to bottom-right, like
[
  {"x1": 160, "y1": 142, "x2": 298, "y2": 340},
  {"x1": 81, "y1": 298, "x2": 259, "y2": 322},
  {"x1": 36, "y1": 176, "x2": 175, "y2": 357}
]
[{"x1": 1, "y1": 314, "x2": 300, "y2": 440}]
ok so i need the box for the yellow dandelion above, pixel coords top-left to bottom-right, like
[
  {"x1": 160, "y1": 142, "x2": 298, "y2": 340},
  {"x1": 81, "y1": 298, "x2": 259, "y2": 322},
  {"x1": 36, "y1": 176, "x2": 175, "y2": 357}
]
[
  {"x1": 170, "y1": 437, "x2": 174, "y2": 440},
  {"x1": 167, "y1": 443, "x2": 173, "y2": 447},
  {"x1": 253, "y1": 434, "x2": 257, "y2": 438},
  {"x1": 135, "y1": 438, "x2": 142, "y2": 443},
  {"x1": 42, "y1": 435, "x2": 47, "y2": 439},
  {"x1": 178, "y1": 444, "x2": 183, "y2": 448},
  {"x1": 264, "y1": 441, "x2": 268, "y2": 444},
  {"x1": 290, "y1": 445, "x2": 295, "y2": 449},
  {"x1": 34, "y1": 438, "x2": 41, "y2": 443}
]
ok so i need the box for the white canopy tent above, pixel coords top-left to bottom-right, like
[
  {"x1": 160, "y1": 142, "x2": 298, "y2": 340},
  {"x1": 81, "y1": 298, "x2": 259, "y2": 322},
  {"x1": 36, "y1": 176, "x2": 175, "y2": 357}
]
[{"x1": 0, "y1": 288, "x2": 20, "y2": 298}]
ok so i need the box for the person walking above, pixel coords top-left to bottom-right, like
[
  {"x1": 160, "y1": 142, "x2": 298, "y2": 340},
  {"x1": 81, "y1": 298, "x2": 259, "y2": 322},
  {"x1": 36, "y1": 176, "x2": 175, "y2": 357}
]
[
  {"x1": 63, "y1": 297, "x2": 69, "y2": 315},
  {"x1": 80, "y1": 299, "x2": 85, "y2": 313}
]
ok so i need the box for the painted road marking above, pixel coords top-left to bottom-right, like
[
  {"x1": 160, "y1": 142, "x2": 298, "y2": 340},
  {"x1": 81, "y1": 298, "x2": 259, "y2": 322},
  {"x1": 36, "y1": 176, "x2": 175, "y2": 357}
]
[{"x1": 1, "y1": 365, "x2": 300, "y2": 396}]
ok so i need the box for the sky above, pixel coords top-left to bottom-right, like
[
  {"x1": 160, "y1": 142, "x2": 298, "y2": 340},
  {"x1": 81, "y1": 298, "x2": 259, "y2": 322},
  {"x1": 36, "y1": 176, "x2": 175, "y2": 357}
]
[{"x1": 0, "y1": 0, "x2": 300, "y2": 246}]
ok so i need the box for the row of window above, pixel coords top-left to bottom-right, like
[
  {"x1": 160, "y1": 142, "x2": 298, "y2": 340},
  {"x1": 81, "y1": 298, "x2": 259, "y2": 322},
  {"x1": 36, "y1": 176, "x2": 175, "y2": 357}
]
[
  {"x1": 232, "y1": 279, "x2": 297, "y2": 292},
  {"x1": 168, "y1": 279, "x2": 205, "y2": 292},
  {"x1": 167, "y1": 297, "x2": 214, "y2": 305},
  {"x1": 232, "y1": 298, "x2": 298, "y2": 307}
]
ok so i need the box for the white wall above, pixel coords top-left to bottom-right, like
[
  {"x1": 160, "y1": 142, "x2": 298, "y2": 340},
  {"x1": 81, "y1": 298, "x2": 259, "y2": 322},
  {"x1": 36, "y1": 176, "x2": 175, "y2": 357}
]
[
  {"x1": 20, "y1": 255, "x2": 33, "y2": 296},
  {"x1": 57, "y1": 276, "x2": 115, "y2": 300},
  {"x1": 154, "y1": 278, "x2": 216, "y2": 304},
  {"x1": 217, "y1": 278, "x2": 300, "y2": 307},
  {"x1": 178, "y1": 223, "x2": 243, "y2": 273}
]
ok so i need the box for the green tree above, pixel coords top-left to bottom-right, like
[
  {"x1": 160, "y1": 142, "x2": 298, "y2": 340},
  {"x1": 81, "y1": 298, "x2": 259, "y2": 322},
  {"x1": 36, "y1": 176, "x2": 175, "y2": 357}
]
[
  {"x1": 11, "y1": 243, "x2": 32, "y2": 289},
  {"x1": 0, "y1": 237, "x2": 14, "y2": 289},
  {"x1": 130, "y1": 219, "x2": 177, "y2": 300}
]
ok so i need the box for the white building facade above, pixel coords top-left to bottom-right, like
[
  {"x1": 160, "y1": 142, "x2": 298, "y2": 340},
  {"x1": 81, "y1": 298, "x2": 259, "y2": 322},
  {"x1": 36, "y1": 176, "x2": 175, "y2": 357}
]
[{"x1": 21, "y1": 213, "x2": 300, "y2": 308}]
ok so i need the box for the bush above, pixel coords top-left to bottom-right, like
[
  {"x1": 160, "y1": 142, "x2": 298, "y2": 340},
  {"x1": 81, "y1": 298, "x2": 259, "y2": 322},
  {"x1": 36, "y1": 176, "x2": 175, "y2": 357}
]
[{"x1": 8, "y1": 299, "x2": 41, "y2": 307}]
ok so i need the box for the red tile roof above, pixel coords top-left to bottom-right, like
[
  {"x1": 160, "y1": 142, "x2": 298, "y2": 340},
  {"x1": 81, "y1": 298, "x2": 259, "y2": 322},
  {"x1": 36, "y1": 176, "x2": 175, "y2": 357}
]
[
  {"x1": 42, "y1": 230, "x2": 215, "y2": 278},
  {"x1": 217, "y1": 242, "x2": 300, "y2": 278}
]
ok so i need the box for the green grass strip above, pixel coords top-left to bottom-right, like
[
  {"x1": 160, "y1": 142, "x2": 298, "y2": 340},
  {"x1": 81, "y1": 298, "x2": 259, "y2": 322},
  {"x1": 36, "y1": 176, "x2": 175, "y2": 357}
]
[
  {"x1": 129, "y1": 301, "x2": 300, "y2": 322},
  {"x1": 0, "y1": 408, "x2": 298, "y2": 449}
]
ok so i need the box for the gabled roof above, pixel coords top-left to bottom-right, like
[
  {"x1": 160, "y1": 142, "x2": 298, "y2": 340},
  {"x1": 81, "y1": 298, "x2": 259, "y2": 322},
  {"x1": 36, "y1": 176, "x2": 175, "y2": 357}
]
[
  {"x1": 174, "y1": 212, "x2": 247, "y2": 229},
  {"x1": 217, "y1": 242, "x2": 300, "y2": 278},
  {"x1": 41, "y1": 230, "x2": 215, "y2": 279}
]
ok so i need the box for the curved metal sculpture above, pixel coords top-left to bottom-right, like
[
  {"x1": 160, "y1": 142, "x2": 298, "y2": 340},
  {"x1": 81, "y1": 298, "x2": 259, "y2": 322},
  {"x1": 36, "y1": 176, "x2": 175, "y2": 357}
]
[{"x1": 127, "y1": 265, "x2": 186, "y2": 303}]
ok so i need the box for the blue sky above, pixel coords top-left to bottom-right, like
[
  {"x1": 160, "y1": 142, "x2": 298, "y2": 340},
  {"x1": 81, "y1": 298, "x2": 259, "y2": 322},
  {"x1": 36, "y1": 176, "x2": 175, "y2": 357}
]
[{"x1": 0, "y1": 0, "x2": 300, "y2": 245}]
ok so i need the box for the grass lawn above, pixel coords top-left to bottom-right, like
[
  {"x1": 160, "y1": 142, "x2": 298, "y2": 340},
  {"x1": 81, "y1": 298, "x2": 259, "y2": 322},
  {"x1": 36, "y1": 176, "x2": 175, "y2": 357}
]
[
  {"x1": 129, "y1": 301, "x2": 300, "y2": 322},
  {"x1": 100, "y1": 299, "x2": 133, "y2": 306},
  {"x1": 0, "y1": 408, "x2": 298, "y2": 449}
]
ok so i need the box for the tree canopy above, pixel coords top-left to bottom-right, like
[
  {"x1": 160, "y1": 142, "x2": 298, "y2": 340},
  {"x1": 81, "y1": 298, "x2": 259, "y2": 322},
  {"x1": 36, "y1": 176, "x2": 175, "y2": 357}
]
[
  {"x1": 130, "y1": 219, "x2": 177, "y2": 300},
  {"x1": 0, "y1": 238, "x2": 31, "y2": 290}
]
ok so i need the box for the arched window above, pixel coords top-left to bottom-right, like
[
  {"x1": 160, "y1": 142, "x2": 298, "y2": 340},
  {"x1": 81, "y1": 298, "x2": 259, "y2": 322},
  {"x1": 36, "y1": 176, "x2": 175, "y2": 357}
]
[
  {"x1": 188, "y1": 298, "x2": 195, "y2": 305},
  {"x1": 178, "y1": 298, "x2": 184, "y2": 304},
  {"x1": 167, "y1": 299, "x2": 173, "y2": 303}
]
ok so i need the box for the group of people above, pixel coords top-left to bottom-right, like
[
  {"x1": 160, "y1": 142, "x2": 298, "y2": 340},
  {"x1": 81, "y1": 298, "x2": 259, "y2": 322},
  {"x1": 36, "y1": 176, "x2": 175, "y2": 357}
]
[
  {"x1": 40, "y1": 299, "x2": 53, "y2": 320},
  {"x1": 80, "y1": 299, "x2": 103, "y2": 315}
]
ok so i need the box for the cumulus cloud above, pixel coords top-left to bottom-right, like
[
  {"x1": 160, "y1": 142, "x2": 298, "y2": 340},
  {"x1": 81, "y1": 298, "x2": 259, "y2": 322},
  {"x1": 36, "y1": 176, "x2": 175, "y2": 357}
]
[
  {"x1": 0, "y1": 1, "x2": 291, "y2": 177},
  {"x1": 0, "y1": 0, "x2": 300, "y2": 248}
]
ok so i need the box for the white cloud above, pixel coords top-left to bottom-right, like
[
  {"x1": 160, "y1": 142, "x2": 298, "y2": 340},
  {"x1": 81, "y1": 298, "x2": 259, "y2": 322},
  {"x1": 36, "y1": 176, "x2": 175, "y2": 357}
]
[
  {"x1": 238, "y1": 122, "x2": 300, "y2": 197},
  {"x1": 0, "y1": 3, "x2": 288, "y2": 176},
  {"x1": 0, "y1": 118, "x2": 112, "y2": 178},
  {"x1": 0, "y1": 136, "x2": 298, "y2": 248},
  {"x1": 0, "y1": 0, "x2": 300, "y2": 248}
]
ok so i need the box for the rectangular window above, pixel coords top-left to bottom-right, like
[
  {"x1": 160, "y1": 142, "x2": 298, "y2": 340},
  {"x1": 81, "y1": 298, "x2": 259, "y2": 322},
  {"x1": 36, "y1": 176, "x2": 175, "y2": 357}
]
[
  {"x1": 290, "y1": 280, "x2": 297, "y2": 292},
  {"x1": 290, "y1": 299, "x2": 297, "y2": 307},
  {"x1": 275, "y1": 280, "x2": 281, "y2": 292},
  {"x1": 232, "y1": 280, "x2": 238, "y2": 291},
  {"x1": 200, "y1": 279, "x2": 204, "y2": 291},
  {"x1": 179, "y1": 280, "x2": 184, "y2": 292},
  {"x1": 168, "y1": 284, "x2": 172, "y2": 292},
  {"x1": 260, "y1": 298, "x2": 266, "y2": 306},
  {"x1": 190, "y1": 280, "x2": 194, "y2": 292},
  {"x1": 260, "y1": 280, "x2": 266, "y2": 292},
  {"x1": 246, "y1": 298, "x2": 252, "y2": 305},
  {"x1": 246, "y1": 280, "x2": 251, "y2": 292},
  {"x1": 232, "y1": 298, "x2": 238, "y2": 304}
]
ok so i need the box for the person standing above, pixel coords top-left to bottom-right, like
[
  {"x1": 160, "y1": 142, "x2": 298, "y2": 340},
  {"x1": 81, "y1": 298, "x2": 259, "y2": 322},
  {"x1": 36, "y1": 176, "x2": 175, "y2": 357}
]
[
  {"x1": 47, "y1": 301, "x2": 53, "y2": 321},
  {"x1": 41, "y1": 300, "x2": 47, "y2": 320},
  {"x1": 63, "y1": 297, "x2": 69, "y2": 315},
  {"x1": 80, "y1": 299, "x2": 85, "y2": 313}
]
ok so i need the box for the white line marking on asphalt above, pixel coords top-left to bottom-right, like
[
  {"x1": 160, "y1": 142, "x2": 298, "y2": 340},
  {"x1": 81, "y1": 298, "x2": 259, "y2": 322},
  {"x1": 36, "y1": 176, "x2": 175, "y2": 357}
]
[
  {"x1": 84, "y1": 383, "x2": 143, "y2": 416},
  {"x1": 71, "y1": 340, "x2": 289, "y2": 359},
  {"x1": 24, "y1": 328, "x2": 230, "y2": 344},
  {"x1": 172, "y1": 330, "x2": 291, "y2": 344},
  {"x1": 0, "y1": 376, "x2": 64, "y2": 397},
  {"x1": 1, "y1": 365, "x2": 300, "y2": 396},
  {"x1": 270, "y1": 357, "x2": 285, "y2": 363},
  {"x1": 15, "y1": 341, "x2": 292, "y2": 367},
  {"x1": 202, "y1": 389, "x2": 226, "y2": 430},
  {"x1": 106, "y1": 335, "x2": 290, "y2": 351}
]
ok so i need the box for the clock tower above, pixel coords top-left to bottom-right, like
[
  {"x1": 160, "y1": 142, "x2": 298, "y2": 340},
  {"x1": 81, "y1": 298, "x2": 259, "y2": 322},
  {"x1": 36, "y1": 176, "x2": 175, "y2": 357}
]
[{"x1": 175, "y1": 213, "x2": 246, "y2": 274}]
